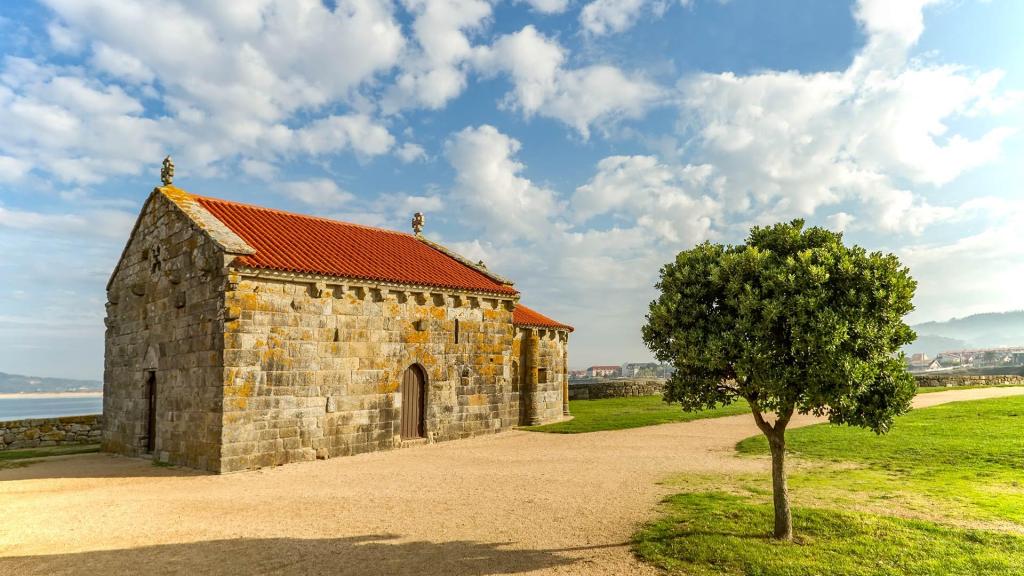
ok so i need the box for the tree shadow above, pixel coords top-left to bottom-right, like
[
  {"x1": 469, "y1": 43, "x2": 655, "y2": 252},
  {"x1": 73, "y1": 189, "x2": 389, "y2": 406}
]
[{"x1": 0, "y1": 534, "x2": 584, "y2": 575}]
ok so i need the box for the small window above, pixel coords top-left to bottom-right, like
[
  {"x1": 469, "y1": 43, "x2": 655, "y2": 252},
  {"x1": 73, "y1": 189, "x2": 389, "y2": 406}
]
[
  {"x1": 538, "y1": 368, "x2": 548, "y2": 383},
  {"x1": 454, "y1": 319, "x2": 460, "y2": 344}
]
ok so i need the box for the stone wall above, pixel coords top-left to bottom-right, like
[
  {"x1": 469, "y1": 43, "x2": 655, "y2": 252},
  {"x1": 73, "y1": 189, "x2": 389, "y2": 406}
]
[
  {"x1": 104, "y1": 189, "x2": 228, "y2": 471},
  {"x1": 105, "y1": 188, "x2": 570, "y2": 474},
  {"x1": 915, "y1": 373, "x2": 1024, "y2": 388},
  {"x1": 569, "y1": 379, "x2": 665, "y2": 400},
  {"x1": 1, "y1": 415, "x2": 102, "y2": 450},
  {"x1": 514, "y1": 327, "x2": 569, "y2": 424},
  {"x1": 219, "y1": 274, "x2": 522, "y2": 472}
]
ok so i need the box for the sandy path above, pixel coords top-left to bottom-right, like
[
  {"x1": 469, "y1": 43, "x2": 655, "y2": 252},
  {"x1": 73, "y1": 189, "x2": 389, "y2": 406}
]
[{"x1": 1, "y1": 386, "x2": 1021, "y2": 576}]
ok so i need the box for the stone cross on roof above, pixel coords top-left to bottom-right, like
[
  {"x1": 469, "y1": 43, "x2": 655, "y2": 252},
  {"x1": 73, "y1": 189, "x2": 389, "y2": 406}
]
[
  {"x1": 160, "y1": 155, "x2": 175, "y2": 186},
  {"x1": 412, "y1": 212, "x2": 424, "y2": 235}
]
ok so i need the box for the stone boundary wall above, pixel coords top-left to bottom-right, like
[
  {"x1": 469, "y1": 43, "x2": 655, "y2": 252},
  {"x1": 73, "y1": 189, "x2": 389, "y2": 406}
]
[
  {"x1": 0, "y1": 414, "x2": 103, "y2": 451},
  {"x1": 915, "y1": 373, "x2": 1024, "y2": 388},
  {"x1": 568, "y1": 379, "x2": 665, "y2": 400}
]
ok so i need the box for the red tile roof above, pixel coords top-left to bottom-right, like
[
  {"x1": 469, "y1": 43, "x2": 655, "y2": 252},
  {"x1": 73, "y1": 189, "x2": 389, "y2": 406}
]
[
  {"x1": 193, "y1": 194, "x2": 517, "y2": 296},
  {"x1": 513, "y1": 304, "x2": 573, "y2": 332}
]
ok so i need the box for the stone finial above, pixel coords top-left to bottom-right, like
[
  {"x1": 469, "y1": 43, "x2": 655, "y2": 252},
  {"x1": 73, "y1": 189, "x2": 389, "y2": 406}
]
[
  {"x1": 412, "y1": 212, "x2": 425, "y2": 235},
  {"x1": 160, "y1": 155, "x2": 175, "y2": 186}
]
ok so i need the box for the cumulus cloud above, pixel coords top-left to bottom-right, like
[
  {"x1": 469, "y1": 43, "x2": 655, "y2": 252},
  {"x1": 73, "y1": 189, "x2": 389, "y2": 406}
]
[
  {"x1": 579, "y1": 0, "x2": 691, "y2": 36},
  {"x1": 6, "y1": 0, "x2": 406, "y2": 183},
  {"x1": 572, "y1": 155, "x2": 718, "y2": 244},
  {"x1": 0, "y1": 57, "x2": 171, "y2": 184},
  {"x1": 445, "y1": 124, "x2": 561, "y2": 240},
  {"x1": 396, "y1": 142, "x2": 427, "y2": 163},
  {"x1": 293, "y1": 114, "x2": 395, "y2": 157},
  {"x1": 676, "y1": 0, "x2": 1015, "y2": 235},
  {"x1": 0, "y1": 204, "x2": 135, "y2": 240},
  {"x1": 281, "y1": 179, "x2": 355, "y2": 208},
  {"x1": 0, "y1": 156, "x2": 31, "y2": 182},
  {"x1": 89, "y1": 42, "x2": 154, "y2": 84},
  {"x1": 475, "y1": 26, "x2": 663, "y2": 137},
  {"x1": 520, "y1": 0, "x2": 570, "y2": 14},
  {"x1": 382, "y1": 0, "x2": 492, "y2": 112},
  {"x1": 900, "y1": 198, "x2": 1024, "y2": 324}
]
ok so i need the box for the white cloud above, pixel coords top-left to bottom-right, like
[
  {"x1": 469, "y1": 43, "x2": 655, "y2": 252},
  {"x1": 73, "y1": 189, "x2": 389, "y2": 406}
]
[
  {"x1": 0, "y1": 156, "x2": 31, "y2": 182},
  {"x1": 445, "y1": 124, "x2": 561, "y2": 240},
  {"x1": 579, "y1": 0, "x2": 646, "y2": 36},
  {"x1": 240, "y1": 158, "x2": 278, "y2": 180},
  {"x1": 0, "y1": 57, "x2": 171, "y2": 184},
  {"x1": 572, "y1": 155, "x2": 718, "y2": 243},
  {"x1": 675, "y1": 0, "x2": 1015, "y2": 235},
  {"x1": 853, "y1": 0, "x2": 941, "y2": 70},
  {"x1": 0, "y1": 204, "x2": 135, "y2": 240},
  {"x1": 293, "y1": 114, "x2": 395, "y2": 157},
  {"x1": 900, "y1": 199, "x2": 1024, "y2": 324},
  {"x1": 3, "y1": 0, "x2": 407, "y2": 183},
  {"x1": 579, "y1": 0, "x2": 691, "y2": 36},
  {"x1": 46, "y1": 22, "x2": 82, "y2": 54},
  {"x1": 826, "y1": 211, "x2": 855, "y2": 233},
  {"x1": 520, "y1": 0, "x2": 570, "y2": 14},
  {"x1": 396, "y1": 142, "x2": 427, "y2": 163},
  {"x1": 90, "y1": 42, "x2": 154, "y2": 84},
  {"x1": 281, "y1": 179, "x2": 355, "y2": 207},
  {"x1": 382, "y1": 0, "x2": 492, "y2": 112},
  {"x1": 475, "y1": 26, "x2": 663, "y2": 137}
]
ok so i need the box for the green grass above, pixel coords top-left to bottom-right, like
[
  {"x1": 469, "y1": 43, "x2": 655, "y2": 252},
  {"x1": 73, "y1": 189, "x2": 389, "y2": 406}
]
[
  {"x1": 916, "y1": 384, "x2": 1022, "y2": 394},
  {"x1": 736, "y1": 396, "x2": 1024, "y2": 523},
  {"x1": 0, "y1": 444, "x2": 99, "y2": 461},
  {"x1": 634, "y1": 395, "x2": 1024, "y2": 574},
  {"x1": 0, "y1": 444, "x2": 99, "y2": 470},
  {"x1": 634, "y1": 492, "x2": 1024, "y2": 576},
  {"x1": 523, "y1": 386, "x2": 1017, "y2": 434},
  {"x1": 523, "y1": 396, "x2": 750, "y2": 433}
]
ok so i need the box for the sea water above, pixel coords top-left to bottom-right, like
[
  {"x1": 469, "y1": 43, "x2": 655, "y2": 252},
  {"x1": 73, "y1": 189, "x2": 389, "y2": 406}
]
[{"x1": 0, "y1": 396, "x2": 103, "y2": 421}]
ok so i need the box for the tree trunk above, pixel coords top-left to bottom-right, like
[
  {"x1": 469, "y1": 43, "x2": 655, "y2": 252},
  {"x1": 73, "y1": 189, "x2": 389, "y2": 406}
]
[{"x1": 767, "y1": 433, "x2": 793, "y2": 541}]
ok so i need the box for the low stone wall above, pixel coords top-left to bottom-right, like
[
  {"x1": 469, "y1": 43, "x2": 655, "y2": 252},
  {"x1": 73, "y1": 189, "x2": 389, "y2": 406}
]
[
  {"x1": 915, "y1": 373, "x2": 1024, "y2": 388},
  {"x1": 0, "y1": 414, "x2": 103, "y2": 451},
  {"x1": 568, "y1": 379, "x2": 665, "y2": 400}
]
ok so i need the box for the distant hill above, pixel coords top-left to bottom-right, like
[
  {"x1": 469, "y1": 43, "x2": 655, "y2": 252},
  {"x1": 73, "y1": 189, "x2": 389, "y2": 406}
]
[
  {"x1": 904, "y1": 310, "x2": 1024, "y2": 357},
  {"x1": 0, "y1": 372, "x2": 102, "y2": 394}
]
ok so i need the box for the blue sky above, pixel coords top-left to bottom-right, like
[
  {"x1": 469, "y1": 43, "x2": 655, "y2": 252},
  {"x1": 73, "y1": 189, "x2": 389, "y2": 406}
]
[{"x1": 0, "y1": 0, "x2": 1021, "y2": 379}]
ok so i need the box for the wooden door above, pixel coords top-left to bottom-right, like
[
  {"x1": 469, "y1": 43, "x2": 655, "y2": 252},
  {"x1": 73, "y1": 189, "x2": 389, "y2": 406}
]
[
  {"x1": 401, "y1": 365, "x2": 425, "y2": 439},
  {"x1": 145, "y1": 371, "x2": 157, "y2": 453}
]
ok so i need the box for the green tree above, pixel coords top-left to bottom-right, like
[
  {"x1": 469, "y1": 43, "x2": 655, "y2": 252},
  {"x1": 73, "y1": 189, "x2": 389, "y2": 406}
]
[{"x1": 642, "y1": 220, "x2": 917, "y2": 540}]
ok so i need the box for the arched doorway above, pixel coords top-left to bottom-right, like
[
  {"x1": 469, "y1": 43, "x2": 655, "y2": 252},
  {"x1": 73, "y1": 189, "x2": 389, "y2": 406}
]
[{"x1": 401, "y1": 364, "x2": 426, "y2": 439}]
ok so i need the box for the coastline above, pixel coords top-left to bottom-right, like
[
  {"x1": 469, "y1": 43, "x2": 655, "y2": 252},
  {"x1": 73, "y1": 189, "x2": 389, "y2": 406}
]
[{"x1": 0, "y1": 391, "x2": 102, "y2": 399}]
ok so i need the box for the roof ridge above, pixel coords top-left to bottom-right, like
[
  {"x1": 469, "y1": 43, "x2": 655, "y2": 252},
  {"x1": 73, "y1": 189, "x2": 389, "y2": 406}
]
[
  {"x1": 191, "y1": 193, "x2": 417, "y2": 239},
  {"x1": 193, "y1": 191, "x2": 516, "y2": 288}
]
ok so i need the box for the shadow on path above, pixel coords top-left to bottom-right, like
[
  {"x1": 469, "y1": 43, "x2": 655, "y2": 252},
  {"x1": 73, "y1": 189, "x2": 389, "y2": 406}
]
[
  {"x1": 0, "y1": 452, "x2": 206, "y2": 481},
  {"x1": 0, "y1": 534, "x2": 585, "y2": 576}
]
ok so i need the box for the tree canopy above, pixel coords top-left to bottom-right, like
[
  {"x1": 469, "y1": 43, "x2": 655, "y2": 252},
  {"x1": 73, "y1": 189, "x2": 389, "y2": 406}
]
[{"x1": 642, "y1": 219, "x2": 918, "y2": 539}]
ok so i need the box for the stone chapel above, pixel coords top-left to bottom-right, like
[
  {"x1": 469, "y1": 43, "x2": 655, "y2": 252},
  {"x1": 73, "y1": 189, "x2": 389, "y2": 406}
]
[{"x1": 103, "y1": 162, "x2": 572, "y2": 473}]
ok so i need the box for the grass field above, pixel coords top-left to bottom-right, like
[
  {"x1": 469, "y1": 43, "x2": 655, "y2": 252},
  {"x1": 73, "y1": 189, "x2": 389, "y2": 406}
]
[
  {"x1": 634, "y1": 492, "x2": 1024, "y2": 576},
  {"x1": 634, "y1": 395, "x2": 1024, "y2": 575},
  {"x1": 522, "y1": 395, "x2": 750, "y2": 433},
  {"x1": 523, "y1": 385, "x2": 1017, "y2": 434},
  {"x1": 0, "y1": 444, "x2": 99, "y2": 469}
]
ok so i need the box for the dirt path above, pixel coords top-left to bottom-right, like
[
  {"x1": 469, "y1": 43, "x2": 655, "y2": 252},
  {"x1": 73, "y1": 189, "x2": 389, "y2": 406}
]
[{"x1": 1, "y1": 386, "x2": 1021, "y2": 576}]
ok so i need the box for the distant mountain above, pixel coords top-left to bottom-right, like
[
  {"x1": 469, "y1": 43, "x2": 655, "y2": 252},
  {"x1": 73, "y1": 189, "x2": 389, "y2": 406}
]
[
  {"x1": 0, "y1": 372, "x2": 102, "y2": 394},
  {"x1": 904, "y1": 310, "x2": 1024, "y2": 357}
]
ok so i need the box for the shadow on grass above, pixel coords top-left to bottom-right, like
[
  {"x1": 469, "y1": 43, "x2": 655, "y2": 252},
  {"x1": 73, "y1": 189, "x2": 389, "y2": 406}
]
[{"x1": 0, "y1": 534, "x2": 584, "y2": 576}]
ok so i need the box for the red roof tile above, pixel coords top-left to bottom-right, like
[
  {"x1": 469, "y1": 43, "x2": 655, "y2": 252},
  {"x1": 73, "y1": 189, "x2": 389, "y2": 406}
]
[
  {"x1": 513, "y1": 304, "x2": 573, "y2": 332},
  {"x1": 193, "y1": 194, "x2": 517, "y2": 296}
]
